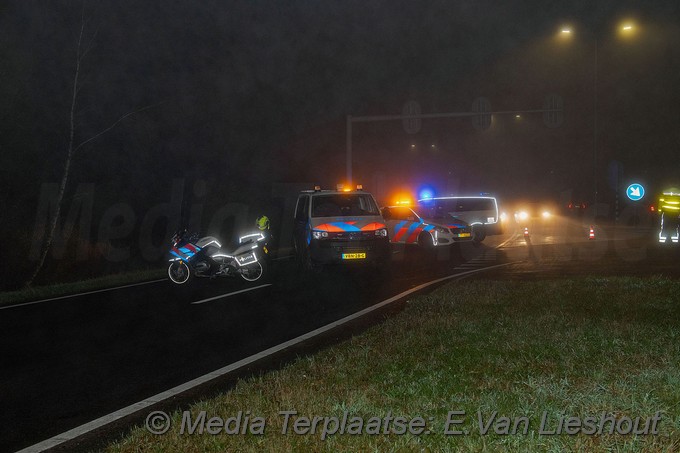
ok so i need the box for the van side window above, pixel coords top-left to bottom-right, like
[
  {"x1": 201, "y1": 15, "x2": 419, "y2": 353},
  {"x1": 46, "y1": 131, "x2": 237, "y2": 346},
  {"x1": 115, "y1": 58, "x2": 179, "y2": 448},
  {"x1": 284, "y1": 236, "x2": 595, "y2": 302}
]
[
  {"x1": 295, "y1": 196, "x2": 309, "y2": 221},
  {"x1": 302, "y1": 195, "x2": 309, "y2": 219}
]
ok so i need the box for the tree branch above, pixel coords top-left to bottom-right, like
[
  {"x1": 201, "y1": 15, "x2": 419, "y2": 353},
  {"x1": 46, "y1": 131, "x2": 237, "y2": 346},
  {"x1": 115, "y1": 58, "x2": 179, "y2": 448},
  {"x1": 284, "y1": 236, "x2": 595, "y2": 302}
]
[
  {"x1": 81, "y1": 26, "x2": 99, "y2": 59},
  {"x1": 73, "y1": 102, "x2": 165, "y2": 153}
]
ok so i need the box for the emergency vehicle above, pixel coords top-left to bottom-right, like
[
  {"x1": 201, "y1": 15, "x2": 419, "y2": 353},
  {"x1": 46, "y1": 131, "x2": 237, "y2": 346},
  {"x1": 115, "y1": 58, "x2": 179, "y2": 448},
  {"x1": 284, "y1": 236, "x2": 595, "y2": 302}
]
[
  {"x1": 380, "y1": 204, "x2": 472, "y2": 249},
  {"x1": 658, "y1": 189, "x2": 680, "y2": 244},
  {"x1": 417, "y1": 196, "x2": 502, "y2": 243},
  {"x1": 293, "y1": 185, "x2": 390, "y2": 269}
]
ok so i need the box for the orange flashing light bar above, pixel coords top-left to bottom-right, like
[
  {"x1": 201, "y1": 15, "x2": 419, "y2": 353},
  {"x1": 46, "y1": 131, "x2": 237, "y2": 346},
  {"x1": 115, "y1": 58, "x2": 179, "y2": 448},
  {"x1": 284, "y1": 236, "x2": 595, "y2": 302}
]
[
  {"x1": 336, "y1": 183, "x2": 362, "y2": 192},
  {"x1": 392, "y1": 190, "x2": 414, "y2": 206}
]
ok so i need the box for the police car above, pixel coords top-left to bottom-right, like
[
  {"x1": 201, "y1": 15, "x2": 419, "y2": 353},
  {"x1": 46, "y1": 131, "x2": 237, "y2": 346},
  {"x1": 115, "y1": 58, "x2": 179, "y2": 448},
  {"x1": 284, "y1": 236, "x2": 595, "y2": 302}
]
[
  {"x1": 380, "y1": 204, "x2": 472, "y2": 249},
  {"x1": 293, "y1": 185, "x2": 390, "y2": 269}
]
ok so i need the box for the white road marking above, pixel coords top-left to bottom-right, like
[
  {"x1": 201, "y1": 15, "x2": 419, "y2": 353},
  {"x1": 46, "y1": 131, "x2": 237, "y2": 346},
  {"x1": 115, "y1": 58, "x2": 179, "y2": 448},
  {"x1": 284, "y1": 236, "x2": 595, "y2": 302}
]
[
  {"x1": 190, "y1": 284, "x2": 272, "y2": 305},
  {"x1": 17, "y1": 261, "x2": 518, "y2": 453},
  {"x1": 271, "y1": 255, "x2": 294, "y2": 261},
  {"x1": 0, "y1": 279, "x2": 167, "y2": 311},
  {"x1": 497, "y1": 232, "x2": 519, "y2": 248}
]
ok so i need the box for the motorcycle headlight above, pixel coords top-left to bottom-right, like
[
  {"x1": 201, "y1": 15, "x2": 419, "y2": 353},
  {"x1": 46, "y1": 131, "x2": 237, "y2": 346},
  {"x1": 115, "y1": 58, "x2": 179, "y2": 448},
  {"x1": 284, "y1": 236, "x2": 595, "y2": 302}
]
[
  {"x1": 374, "y1": 228, "x2": 388, "y2": 237},
  {"x1": 312, "y1": 230, "x2": 329, "y2": 239}
]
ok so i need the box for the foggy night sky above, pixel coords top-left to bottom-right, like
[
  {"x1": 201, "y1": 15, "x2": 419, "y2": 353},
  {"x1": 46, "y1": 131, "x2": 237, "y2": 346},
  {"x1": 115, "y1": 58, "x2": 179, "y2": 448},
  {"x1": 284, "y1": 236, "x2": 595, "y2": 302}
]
[{"x1": 1, "y1": 0, "x2": 679, "y2": 286}]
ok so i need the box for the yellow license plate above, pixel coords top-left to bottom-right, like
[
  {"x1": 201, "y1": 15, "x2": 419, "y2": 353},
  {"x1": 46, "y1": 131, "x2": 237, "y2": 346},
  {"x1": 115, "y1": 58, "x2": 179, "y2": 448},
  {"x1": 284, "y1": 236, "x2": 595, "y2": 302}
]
[
  {"x1": 342, "y1": 253, "x2": 366, "y2": 260},
  {"x1": 458, "y1": 233, "x2": 471, "y2": 238}
]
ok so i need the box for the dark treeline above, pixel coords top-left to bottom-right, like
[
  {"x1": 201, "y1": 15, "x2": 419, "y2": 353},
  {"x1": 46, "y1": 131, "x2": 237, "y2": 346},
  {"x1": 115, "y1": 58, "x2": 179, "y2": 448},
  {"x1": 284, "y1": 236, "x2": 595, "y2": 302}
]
[{"x1": 1, "y1": 0, "x2": 679, "y2": 289}]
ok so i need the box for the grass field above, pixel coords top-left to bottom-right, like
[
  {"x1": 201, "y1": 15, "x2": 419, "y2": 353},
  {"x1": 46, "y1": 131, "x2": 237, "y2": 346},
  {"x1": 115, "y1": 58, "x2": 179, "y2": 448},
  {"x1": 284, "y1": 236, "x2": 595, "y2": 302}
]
[
  {"x1": 107, "y1": 276, "x2": 680, "y2": 452},
  {"x1": 0, "y1": 268, "x2": 165, "y2": 307}
]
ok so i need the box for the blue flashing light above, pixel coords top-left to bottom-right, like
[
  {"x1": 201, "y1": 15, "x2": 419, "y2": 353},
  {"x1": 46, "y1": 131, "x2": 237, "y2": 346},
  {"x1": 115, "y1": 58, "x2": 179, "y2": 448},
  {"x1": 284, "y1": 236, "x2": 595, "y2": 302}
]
[{"x1": 418, "y1": 187, "x2": 435, "y2": 201}]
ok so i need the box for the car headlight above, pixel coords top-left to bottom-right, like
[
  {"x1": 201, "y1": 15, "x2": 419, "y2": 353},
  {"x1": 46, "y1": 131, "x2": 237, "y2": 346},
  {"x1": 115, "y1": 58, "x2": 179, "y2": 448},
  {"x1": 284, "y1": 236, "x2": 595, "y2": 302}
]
[
  {"x1": 434, "y1": 226, "x2": 449, "y2": 234},
  {"x1": 542, "y1": 211, "x2": 551, "y2": 219},
  {"x1": 375, "y1": 228, "x2": 388, "y2": 237},
  {"x1": 312, "y1": 230, "x2": 329, "y2": 239}
]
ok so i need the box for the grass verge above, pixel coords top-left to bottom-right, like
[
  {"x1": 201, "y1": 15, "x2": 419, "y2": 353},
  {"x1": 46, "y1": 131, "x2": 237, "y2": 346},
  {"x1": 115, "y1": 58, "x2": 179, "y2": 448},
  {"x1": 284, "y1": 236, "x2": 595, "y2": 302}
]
[
  {"x1": 108, "y1": 276, "x2": 680, "y2": 452},
  {"x1": 0, "y1": 268, "x2": 165, "y2": 307}
]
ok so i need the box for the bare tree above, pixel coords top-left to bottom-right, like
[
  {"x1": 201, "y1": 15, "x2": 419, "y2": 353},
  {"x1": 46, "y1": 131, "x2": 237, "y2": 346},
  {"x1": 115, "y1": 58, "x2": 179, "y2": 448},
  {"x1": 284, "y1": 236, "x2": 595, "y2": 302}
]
[{"x1": 25, "y1": 4, "x2": 153, "y2": 287}]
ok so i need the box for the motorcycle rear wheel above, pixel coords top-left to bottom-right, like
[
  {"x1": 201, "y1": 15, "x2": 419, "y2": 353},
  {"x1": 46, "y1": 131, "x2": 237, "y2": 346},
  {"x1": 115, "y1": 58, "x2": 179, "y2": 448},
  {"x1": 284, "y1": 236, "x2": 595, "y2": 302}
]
[
  {"x1": 168, "y1": 261, "x2": 192, "y2": 284},
  {"x1": 240, "y1": 261, "x2": 263, "y2": 282}
]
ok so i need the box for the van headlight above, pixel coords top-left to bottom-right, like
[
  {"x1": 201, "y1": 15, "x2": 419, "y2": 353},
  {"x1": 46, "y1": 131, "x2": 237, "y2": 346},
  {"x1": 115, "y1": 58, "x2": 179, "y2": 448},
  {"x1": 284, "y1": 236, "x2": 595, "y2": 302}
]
[{"x1": 375, "y1": 228, "x2": 388, "y2": 237}]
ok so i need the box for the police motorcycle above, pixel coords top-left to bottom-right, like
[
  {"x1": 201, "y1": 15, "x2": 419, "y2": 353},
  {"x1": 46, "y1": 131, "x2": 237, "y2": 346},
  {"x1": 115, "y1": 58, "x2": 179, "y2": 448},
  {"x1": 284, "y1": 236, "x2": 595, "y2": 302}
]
[{"x1": 167, "y1": 217, "x2": 271, "y2": 284}]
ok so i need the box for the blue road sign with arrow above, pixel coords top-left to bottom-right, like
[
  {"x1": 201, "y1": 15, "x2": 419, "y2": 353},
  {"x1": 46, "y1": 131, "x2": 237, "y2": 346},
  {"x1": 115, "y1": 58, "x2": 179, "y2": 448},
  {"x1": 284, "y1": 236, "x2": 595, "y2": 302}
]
[{"x1": 626, "y1": 183, "x2": 645, "y2": 201}]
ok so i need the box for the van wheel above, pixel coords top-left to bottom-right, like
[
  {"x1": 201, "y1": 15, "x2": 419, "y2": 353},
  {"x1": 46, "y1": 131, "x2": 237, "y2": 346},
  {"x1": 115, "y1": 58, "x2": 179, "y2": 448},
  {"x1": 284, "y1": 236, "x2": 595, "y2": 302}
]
[
  {"x1": 297, "y1": 247, "x2": 321, "y2": 273},
  {"x1": 472, "y1": 225, "x2": 486, "y2": 243}
]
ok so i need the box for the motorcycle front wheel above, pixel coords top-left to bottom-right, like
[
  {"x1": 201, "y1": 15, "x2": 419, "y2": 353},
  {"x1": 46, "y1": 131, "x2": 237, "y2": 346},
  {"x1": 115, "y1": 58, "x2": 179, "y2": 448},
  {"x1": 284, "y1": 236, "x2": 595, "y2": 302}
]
[
  {"x1": 240, "y1": 261, "x2": 263, "y2": 282},
  {"x1": 168, "y1": 261, "x2": 192, "y2": 284}
]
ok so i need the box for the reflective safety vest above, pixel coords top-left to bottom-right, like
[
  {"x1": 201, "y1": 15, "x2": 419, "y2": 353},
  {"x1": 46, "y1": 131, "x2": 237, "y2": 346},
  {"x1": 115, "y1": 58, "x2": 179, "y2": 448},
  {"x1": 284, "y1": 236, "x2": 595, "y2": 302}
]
[{"x1": 659, "y1": 193, "x2": 680, "y2": 214}]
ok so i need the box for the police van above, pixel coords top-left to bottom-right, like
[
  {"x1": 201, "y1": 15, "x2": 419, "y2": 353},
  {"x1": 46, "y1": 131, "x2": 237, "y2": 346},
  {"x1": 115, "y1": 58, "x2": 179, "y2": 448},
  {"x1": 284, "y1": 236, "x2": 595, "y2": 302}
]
[
  {"x1": 417, "y1": 196, "x2": 502, "y2": 243},
  {"x1": 293, "y1": 185, "x2": 390, "y2": 270}
]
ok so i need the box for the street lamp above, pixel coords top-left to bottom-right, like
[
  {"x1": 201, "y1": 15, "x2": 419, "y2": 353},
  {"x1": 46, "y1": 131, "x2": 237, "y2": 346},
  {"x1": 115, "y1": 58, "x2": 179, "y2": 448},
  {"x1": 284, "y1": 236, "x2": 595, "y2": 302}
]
[
  {"x1": 618, "y1": 21, "x2": 637, "y2": 39},
  {"x1": 559, "y1": 21, "x2": 637, "y2": 221}
]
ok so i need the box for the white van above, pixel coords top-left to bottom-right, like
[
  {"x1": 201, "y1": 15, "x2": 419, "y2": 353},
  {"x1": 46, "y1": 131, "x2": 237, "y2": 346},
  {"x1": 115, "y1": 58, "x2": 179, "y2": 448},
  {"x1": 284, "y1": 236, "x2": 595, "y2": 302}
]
[{"x1": 416, "y1": 196, "x2": 502, "y2": 243}]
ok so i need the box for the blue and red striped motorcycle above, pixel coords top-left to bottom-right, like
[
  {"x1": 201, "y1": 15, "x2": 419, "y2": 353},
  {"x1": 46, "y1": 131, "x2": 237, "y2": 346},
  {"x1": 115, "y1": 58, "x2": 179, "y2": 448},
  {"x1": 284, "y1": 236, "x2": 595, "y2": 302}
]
[{"x1": 167, "y1": 230, "x2": 267, "y2": 284}]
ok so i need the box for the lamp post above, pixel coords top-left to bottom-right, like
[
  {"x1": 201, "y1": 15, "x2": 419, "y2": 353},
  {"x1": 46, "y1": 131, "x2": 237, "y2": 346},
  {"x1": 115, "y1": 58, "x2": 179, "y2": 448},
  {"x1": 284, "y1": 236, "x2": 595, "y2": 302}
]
[
  {"x1": 560, "y1": 22, "x2": 636, "y2": 221},
  {"x1": 594, "y1": 35, "x2": 599, "y2": 216},
  {"x1": 560, "y1": 26, "x2": 600, "y2": 215}
]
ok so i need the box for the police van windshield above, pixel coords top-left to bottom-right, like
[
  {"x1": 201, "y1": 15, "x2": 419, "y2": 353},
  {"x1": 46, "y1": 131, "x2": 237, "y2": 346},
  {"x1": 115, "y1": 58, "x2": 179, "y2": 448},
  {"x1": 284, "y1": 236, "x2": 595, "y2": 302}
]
[
  {"x1": 312, "y1": 194, "x2": 380, "y2": 217},
  {"x1": 433, "y1": 198, "x2": 496, "y2": 212},
  {"x1": 417, "y1": 197, "x2": 498, "y2": 221}
]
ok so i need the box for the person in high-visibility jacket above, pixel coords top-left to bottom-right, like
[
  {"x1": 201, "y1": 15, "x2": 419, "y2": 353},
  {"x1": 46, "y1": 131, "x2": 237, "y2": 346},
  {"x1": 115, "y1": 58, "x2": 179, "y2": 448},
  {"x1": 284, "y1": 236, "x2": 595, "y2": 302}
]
[
  {"x1": 255, "y1": 215, "x2": 273, "y2": 253},
  {"x1": 658, "y1": 190, "x2": 680, "y2": 243}
]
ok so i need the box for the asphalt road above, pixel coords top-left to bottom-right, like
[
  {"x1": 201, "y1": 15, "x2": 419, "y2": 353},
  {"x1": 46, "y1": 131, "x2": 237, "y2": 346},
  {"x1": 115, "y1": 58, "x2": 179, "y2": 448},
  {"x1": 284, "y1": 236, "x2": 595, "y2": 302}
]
[
  {"x1": 1, "y1": 234, "x2": 506, "y2": 452},
  {"x1": 2, "y1": 216, "x2": 678, "y2": 452}
]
